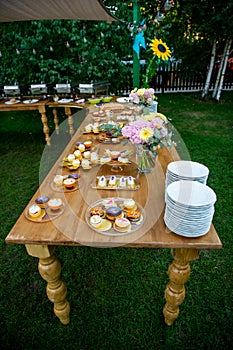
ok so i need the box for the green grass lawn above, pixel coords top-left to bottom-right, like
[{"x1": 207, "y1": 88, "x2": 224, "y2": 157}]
[{"x1": 0, "y1": 92, "x2": 232, "y2": 350}]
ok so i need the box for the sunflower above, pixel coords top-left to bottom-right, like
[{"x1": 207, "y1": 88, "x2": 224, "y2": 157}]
[
  {"x1": 150, "y1": 38, "x2": 171, "y2": 61},
  {"x1": 139, "y1": 127, "x2": 154, "y2": 142}
]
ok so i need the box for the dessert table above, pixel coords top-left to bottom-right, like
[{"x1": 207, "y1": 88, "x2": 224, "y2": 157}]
[
  {"x1": 0, "y1": 98, "x2": 51, "y2": 145},
  {"x1": 5, "y1": 105, "x2": 222, "y2": 326}
]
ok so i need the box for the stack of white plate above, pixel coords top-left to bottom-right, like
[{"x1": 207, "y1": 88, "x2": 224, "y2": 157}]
[
  {"x1": 164, "y1": 180, "x2": 217, "y2": 237},
  {"x1": 166, "y1": 161, "x2": 209, "y2": 188}
]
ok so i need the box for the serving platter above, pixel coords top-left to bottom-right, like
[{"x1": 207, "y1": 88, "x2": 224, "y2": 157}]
[
  {"x1": 24, "y1": 202, "x2": 65, "y2": 222},
  {"x1": 5, "y1": 100, "x2": 20, "y2": 104},
  {"x1": 92, "y1": 175, "x2": 140, "y2": 190},
  {"x1": 85, "y1": 197, "x2": 145, "y2": 236}
]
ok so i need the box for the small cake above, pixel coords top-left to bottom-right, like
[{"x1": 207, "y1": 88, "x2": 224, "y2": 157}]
[
  {"x1": 90, "y1": 206, "x2": 105, "y2": 217},
  {"x1": 29, "y1": 204, "x2": 42, "y2": 218},
  {"x1": 114, "y1": 217, "x2": 131, "y2": 232},
  {"x1": 102, "y1": 198, "x2": 116, "y2": 208},
  {"x1": 84, "y1": 124, "x2": 92, "y2": 133},
  {"x1": 105, "y1": 206, "x2": 122, "y2": 221},
  {"x1": 119, "y1": 177, "x2": 127, "y2": 188},
  {"x1": 110, "y1": 151, "x2": 120, "y2": 160},
  {"x1": 67, "y1": 154, "x2": 75, "y2": 163},
  {"x1": 48, "y1": 198, "x2": 63, "y2": 211},
  {"x1": 127, "y1": 176, "x2": 135, "y2": 188},
  {"x1": 84, "y1": 140, "x2": 92, "y2": 149},
  {"x1": 118, "y1": 156, "x2": 129, "y2": 164},
  {"x1": 68, "y1": 173, "x2": 80, "y2": 181},
  {"x1": 81, "y1": 159, "x2": 91, "y2": 169},
  {"x1": 90, "y1": 215, "x2": 102, "y2": 229},
  {"x1": 63, "y1": 178, "x2": 76, "y2": 188},
  {"x1": 83, "y1": 151, "x2": 91, "y2": 159},
  {"x1": 35, "y1": 195, "x2": 50, "y2": 209},
  {"x1": 90, "y1": 152, "x2": 99, "y2": 163},
  {"x1": 125, "y1": 209, "x2": 141, "y2": 223},
  {"x1": 74, "y1": 149, "x2": 82, "y2": 159},
  {"x1": 123, "y1": 198, "x2": 136, "y2": 210},
  {"x1": 72, "y1": 159, "x2": 80, "y2": 168},
  {"x1": 78, "y1": 144, "x2": 85, "y2": 152},
  {"x1": 100, "y1": 156, "x2": 111, "y2": 164},
  {"x1": 108, "y1": 175, "x2": 117, "y2": 188},
  {"x1": 97, "y1": 176, "x2": 107, "y2": 188},
  {"x1": 54, "y1": 175, "x2": 64, "y2": 187}
]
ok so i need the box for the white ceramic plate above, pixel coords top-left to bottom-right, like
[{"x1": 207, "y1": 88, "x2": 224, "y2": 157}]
[
  {"x1": 5, "y1": 100, "x2": 20, "y2": 105},
  {"x1": 116, "y1": 97, "x2": 130, "y2": 103},
  {"x1": 23, "y1": 99, "x2": 39, "y2": 104},
  {"x1": 166, "y1": 180, "x2": 216, "y2": 207},
  {"x1": 58, "y1": 98, "x2": 73, "y2": 103}
]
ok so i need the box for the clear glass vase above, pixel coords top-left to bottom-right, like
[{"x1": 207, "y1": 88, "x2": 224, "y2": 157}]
[{"x1": 136, "y1": 144, "x2": 157, "y2": 173}]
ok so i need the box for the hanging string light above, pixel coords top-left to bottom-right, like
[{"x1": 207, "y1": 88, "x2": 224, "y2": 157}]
[
  {"x1": 50, "y1": 46, "x2": 53, "y2": 52},
  {"x1": 33, "y1": 48, "x2": 36, "y2": 55},
  {"x1": 66, "y1": 41, "x2": 70, "y2": 48},
  {"x1": 16, "y1": 49, "x2": 20, "y2": 54}
]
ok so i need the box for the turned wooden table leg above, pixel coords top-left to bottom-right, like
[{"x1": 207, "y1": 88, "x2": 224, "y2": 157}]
[
  {"x1": 163, "y1": 248, "x2": 200, "y2": 326},
  {"x1": 25, "y1": 244, "x2": 70, "y2": 325},
  {"x1": 65, "y1": 107, "x2": 74, "y2": 137},
  {"x1": 39, "y1": 106, "x2": 51, "y2": 145},
  {"x1": 52, "y1": 107, "x2": 59, "y2": 134}
]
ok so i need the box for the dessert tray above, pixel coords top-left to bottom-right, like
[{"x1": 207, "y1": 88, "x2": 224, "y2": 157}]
[
  {"x1": 51, "y1": 174, "x2": 81, "y2": 192},
  {"x1": 85, "y1": 197, "x2": 145, "y2": 236},
  {"x1": 92, "y1": 175, "x2": 140, "y2": 190},
  {"x1": 25, "y1": 201, "x2": 65, "y2": 223}
]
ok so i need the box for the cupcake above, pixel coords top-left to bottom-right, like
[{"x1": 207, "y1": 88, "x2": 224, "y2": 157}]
[
  {"x1": 74, "y1": 149, "x2": 82, "y2": 159},
  {"x1": 78, "y1": 144, "x2": 86, "y2": 152},
  {"x1": 90, "y1": 215, "x2": 102, "y2": 229},
  {"x1": 114, "y1": 217, "x2": 131, "y2": 232},
  {"x1": 105, "y1": 206, "x2": 122, "y2": 221},
  {"x1": 90, "y1": 152, "x2": 99, "y2": 163},
  {"x1": 29, "y1": 204, "x2": 42, "y2": 218},
  {"x1": 48, "y1": 198, "x2": 63, "y2": 211},
  {"x1": 110, "y1": 151, "x2": 120, "y2": 160},
  {"x1": 100, "y1": 156, "x2": 111, "y2": 164},
  {"x1": 83, "y1": 151, "x2": 91, "y2": 159},
  {"x1": 81, "y1": 159, "x2": 91, "y2": 169},
  {"x1": 72, "y1": 159, "x2": 80, "y2": 168},
  {"x1": 35, "y1": 195, "x2": 50, "y2": 209},
  {"x1": 67, "y1": 154, "x2": 75, "y2": 163},
  {"x1": 123, "y1": 198, "x2": 136, "y2": 210}
]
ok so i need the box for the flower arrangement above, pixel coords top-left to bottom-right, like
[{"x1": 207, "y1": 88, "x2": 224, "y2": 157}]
[
  {"x1": 129, "y1": 87, "x2": 156, "y2": 106},
  {"x1": 122, "y1": 115, "x2": 172, "y2": 172}
]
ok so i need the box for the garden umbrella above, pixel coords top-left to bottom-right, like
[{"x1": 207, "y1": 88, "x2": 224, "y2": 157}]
[{"x1": 0, "y1": 0, "x2": 118, "y2": 22}]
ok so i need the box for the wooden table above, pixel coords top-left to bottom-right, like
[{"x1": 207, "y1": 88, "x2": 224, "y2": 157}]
[
  {"x1": 47, "y1": 100, "x2": 85, "y2": 137},
  {"x1": 5, "y1": 107, "x2": 222, "y2": 326},
  {"x1": 0, "y1": 98, "x2": 51, "y2": 145}
]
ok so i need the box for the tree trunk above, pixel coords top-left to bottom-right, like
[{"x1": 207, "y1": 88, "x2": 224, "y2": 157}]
[
  {"x1": 212, "y1": 38, "x2": 232, "y2": 101},
  {"x1": 214, "y1": 38, "x2": 232, "y2": 101},
  {"x1": 200, "y1": 39, "x2": 216, "y2": 100}
]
